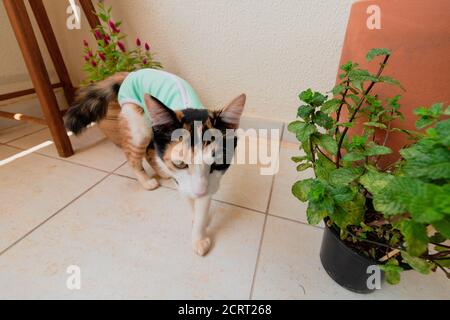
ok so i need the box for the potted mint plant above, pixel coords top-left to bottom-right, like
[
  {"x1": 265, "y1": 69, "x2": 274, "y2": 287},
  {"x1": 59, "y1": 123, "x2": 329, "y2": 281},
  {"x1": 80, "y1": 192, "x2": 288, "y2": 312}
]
[{"x1": 289, "y1": 48, "x2": 450, "y2": 293}]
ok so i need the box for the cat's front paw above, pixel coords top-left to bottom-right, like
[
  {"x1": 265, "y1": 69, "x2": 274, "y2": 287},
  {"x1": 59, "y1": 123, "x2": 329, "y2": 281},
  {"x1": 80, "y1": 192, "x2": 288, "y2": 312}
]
[
  {"x1": 140, "y1": 178, "x2": 160, "y2": 190},
  {"x1": 193, "y1": 238, "x2": 211, "y2": 256}
]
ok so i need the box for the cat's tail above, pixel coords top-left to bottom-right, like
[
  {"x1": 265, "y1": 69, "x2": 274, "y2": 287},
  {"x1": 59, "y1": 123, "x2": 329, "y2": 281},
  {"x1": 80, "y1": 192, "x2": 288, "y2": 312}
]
[{"x1": 64, "y1": 72, "x2": 128, "y2": 135}]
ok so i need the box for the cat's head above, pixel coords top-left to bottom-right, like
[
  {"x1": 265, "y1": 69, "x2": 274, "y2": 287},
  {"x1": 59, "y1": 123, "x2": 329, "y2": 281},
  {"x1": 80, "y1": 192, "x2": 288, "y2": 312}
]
[{"x1": 144, "y1": 94, "x2": 246, "y2": 199}]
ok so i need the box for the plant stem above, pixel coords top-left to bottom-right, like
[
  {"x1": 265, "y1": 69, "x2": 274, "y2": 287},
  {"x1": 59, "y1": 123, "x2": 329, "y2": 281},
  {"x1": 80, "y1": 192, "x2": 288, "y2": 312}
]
[
  {"x1": 431, "y1": 242, "x2": 450, "y2": 249},
  {"x1": 315, "y1": 146, "x2": 334, "y2": 164},
  {"x1": 335, "y1": 55, "x2": 390, "y2": 168},
  {"x1": 334, "y1": 80, "x2": 350, "y2": 138},
  {"x1": 434, "y1": 261, "x2": 450, "y2": 279}
]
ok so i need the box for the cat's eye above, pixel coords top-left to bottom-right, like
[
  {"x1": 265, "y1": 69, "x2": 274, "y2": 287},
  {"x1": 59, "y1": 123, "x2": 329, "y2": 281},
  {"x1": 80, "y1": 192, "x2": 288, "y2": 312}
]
[{"x1": 172, "y1": 160, "x2": 188, "y2": 169}]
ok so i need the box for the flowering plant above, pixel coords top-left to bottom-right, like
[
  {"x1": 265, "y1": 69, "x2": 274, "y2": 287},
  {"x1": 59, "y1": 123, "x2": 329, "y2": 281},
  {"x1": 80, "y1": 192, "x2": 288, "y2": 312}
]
[{"x1": 82, "y1": 2, "x2": 162, "y2": 85}]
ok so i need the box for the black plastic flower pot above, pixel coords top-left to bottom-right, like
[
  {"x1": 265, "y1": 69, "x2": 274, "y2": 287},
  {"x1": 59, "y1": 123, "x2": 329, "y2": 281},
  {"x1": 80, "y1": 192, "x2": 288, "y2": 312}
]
[{"x1": 320, "y1": 221, "x2": 384, "y2": 294}]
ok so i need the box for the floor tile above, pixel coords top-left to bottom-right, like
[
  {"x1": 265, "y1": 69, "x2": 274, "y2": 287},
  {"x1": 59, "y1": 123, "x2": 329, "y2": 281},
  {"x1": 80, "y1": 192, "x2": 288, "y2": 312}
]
[
  {"x1": 8, "y1": 126, "x2": 126, "y2": 172},
  {"x1": 0, "y1": 175, "x2": 265, "y2": 299},
  {"x1": 268, "y1": 141, "x2": 317, "y2": 224},
  {"x1": 0, "y1": 145, "x2": 21, "y2": 159},
  {"x1": 251, "y1": 216, "x2": 450, "y2": 299},
  {"x1": 0, "y1": 123, "x2": 45, "y2": 143},
  {"x1": 0, "y1": 149, "x2": 107, "y2": 253}
]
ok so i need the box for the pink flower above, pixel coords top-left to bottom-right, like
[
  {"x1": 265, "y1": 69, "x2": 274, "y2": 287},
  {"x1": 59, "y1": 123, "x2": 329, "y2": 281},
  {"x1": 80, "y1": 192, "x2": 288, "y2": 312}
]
[
  {"x1": 88, "y1": 50, "x2": 93, "y2": 57},
  {"x1": 117, "y1": 41, "x2": 126, "y2": 52},
  {"x1": 84, "y1": 55, "x2": 89, "y2": 62},
  {"x1": 142, "y1": 58, "x2": 148, "y2": 65},
  {"x1": 91, "y1": 60, "x2": 97, "y2": 67},
  {"x1": 136, "y1": 38, "x2": 141, "y2": 46},
  {"x1": 102, "y1": 34, "x2": 110, "y2": 45},
  {"x1": 144, "y1": 42, "x2": 150, "y2": 51},
  {"x1": 83, "y1": 40, "x2": 89, "y2": 47},
  {"x1": 94, "y1": 30, "x2": 102, "y2": 40},
  {"x1": 109, "y1": 20, "x2": 120, "y2": 33},
  {"x1": 98, "y1": 52, "x2": 106, "y2": 61}
]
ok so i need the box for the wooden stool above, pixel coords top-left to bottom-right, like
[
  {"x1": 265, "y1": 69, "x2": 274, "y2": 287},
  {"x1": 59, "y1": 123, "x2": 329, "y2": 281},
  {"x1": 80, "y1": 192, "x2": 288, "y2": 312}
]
[{"x1": 1, "y1": 0, "x2": 100, "y2": 157}]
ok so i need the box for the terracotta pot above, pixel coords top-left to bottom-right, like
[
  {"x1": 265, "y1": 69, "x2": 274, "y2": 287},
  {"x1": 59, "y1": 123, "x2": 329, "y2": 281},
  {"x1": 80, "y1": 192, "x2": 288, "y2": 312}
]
[{"x1": 337, "y1": 0, "x2": 450, "y2": 165}]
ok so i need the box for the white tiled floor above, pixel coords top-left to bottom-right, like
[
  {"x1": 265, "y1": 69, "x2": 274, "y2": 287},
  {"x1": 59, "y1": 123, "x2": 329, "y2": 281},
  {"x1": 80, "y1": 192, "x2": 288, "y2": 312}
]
[{"x1": 0, "y1": 123, "x2": 449, "y2": 299}]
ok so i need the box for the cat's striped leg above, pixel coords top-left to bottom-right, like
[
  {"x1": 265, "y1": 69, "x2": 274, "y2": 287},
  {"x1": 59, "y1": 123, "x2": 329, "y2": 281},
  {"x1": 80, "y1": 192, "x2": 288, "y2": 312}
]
[{"x1": 120, "y1": 103, "x2": 159, "y2": 190}]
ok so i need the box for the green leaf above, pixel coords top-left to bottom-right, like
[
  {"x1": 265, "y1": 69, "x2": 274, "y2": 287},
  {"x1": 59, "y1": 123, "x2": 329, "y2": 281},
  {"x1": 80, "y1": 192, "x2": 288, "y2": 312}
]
[
  {"x1": 416, "y1": 117, "x2": 435, "y2": 129},
  {"x1": 291, "y1": 156, "x2": 307, "y2": 163},
  {"x1": 315, "y1": 154, "x2": 336, "y2": 181},
  {"x1": 399, "y1": 220, "x2": 428, "y2": 256},
  {"x1": 292, "y1": 179, "x2": 313, "y2": 202},
  {"x1": 299, "y1": 89, "x2": 314, "y2": 103},
  {"x1": 306, "y1": 206, "x2": 328, "y2": 225},
  {"x1": 429, "y1": 103, "x2": 443, "y2": 117},
  {"x1": 400, "y1": 139, "x2": 450, "y2": 180},
  {"x1": 313, "y1": 134, "x2": 338, "y2": 155},
  {"x1": 314, "y1": 112, "x2": 334, "y2": 129},
  {"x1": 364, "y1": 143, "x2": 392, "y2": 156},
  {"x1": 363, "y1": 122, "x2": 387, "y2": 129},
  {"x1": 297, "y1": 105, "x2": 315, "y2": 119},
  {"x1": 351, "y1": 135, "x2": 367, "y2": 148},
  {"x1": 371, "y1": 177, "x2": 415, "y2": 216},
  {"x1": 310, "y1": 92, "x2": 328, "y2": 107},
  {"x1": 331, "y1": 191, "x2": 365, "y2": 229},
  {"x1": 379, "y1": 259, "x2": 403, "y2": 285},
  {"x1": 321, "y1": 99, "x2": 341, "y2": 114},
  {"x1": 359, "y1": 168, "x2": 394, "y2": 195},
  {"x1": 378, "y1": 76, "x2": 405, "y2": 90},
  {"x1": 329, "y1": 167, "x2": 364, "y2": 186},
  {"x1": 336, "y1": 122, "x2": 354, "y2": 128},
  {"x1": 340, "y1": 61, "x2": 355, "y2": 72},
  {"x1": 331, "y1": 85, "x2": 344, "y2": 95},
  {"x1": 401, "y1": 251, "x2": 432, "y2": 274},
  {"x1": 295, "y1": 123, "x2": 317, "y2": 142},
  {"x1": 342, "y1": 151, "x2": 366, "y2": 162},
  {"x1": 287, "y1": 120, "x2": 304, "y2": 133},
  {"x1": 444, "y1": 105, "x2": 450, "y2": 116},
  {"x1": 429, "y1": 232, "x2": 446, "y2": 244},
  {"x1": 435, "y1": 119, "x2": 450, "y2": 147},
  {"x1": 433, "y1": 216, "x2": 450, "y2": 238},
  {"x1": 348, "y1": 69, "x2": 378, "y2": 83},
  {"x1": 296, "y1": 163, "x2": 312, "y2": 172},
  {"x1": 366, "y1": 48, "x2": 391, "y2": 62}
]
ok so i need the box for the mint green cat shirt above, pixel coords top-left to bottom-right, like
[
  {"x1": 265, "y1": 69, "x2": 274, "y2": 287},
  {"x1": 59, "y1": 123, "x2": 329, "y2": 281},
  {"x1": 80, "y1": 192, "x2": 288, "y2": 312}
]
[{"x1": 118, "y1": 69, "x2": 204, "y2": 126}]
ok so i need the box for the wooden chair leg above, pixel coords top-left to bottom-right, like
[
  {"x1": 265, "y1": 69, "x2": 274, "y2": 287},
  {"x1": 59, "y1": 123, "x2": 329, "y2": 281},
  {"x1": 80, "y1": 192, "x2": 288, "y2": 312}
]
[
  {"x1": 3, "y1": 0, "x2": 73, "y2": 157},
  {"x1": 29, "y1": 0, "x2": 75, "y2": 104},
  {"x1": 79, "y1": 0, "x2": 101, "y2": 29}
]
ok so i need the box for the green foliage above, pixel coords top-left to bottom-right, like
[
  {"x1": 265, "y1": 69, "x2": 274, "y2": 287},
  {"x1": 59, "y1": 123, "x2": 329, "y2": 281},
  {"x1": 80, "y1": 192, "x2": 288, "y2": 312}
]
[
  {"x1": 379, "y1": 259, "x2": 403, "y2": 285},
  {"x1": 289, "y1": 48, "x2": 450, "y2": 285},
  {"x1": 81, "y1": 3, "x2": 162, "y2": 85}
]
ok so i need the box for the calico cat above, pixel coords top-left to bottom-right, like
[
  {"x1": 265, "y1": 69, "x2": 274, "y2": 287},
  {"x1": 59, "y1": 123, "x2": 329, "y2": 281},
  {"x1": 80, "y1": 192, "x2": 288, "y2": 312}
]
[{"x1": 64, "y1": 69, "x2": 246, "y2": 256}]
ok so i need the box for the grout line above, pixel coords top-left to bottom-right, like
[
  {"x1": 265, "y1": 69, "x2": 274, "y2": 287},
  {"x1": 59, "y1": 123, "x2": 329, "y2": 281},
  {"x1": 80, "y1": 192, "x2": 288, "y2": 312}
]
[
  {"x1": 211, "y1": 198, "x2": 266, "y2": 215},
  {"x1": 3, "y1": 126, "x2": 48, "y2": 144},
  {"x1": 248, "y1": 123, "x2": 285, "y2": 300},
  {"x1": 249, "y1": 214, "x2": 268, "y2": 300},
  {"x1": 0, "y1": 162, "x2": 124, "y2": 258},
  {"x1": 3, "y1": 142, "x2": 119, "y2": 174},
  {"x1": 267, "y1": 213, "x2": 324, "y2": 230}
]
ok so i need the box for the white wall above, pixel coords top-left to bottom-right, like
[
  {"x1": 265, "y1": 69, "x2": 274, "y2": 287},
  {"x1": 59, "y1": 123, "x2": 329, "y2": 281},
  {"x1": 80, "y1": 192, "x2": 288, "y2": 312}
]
[{"x1": 1, "y1": 0, "x2": 353, "y2": 127}]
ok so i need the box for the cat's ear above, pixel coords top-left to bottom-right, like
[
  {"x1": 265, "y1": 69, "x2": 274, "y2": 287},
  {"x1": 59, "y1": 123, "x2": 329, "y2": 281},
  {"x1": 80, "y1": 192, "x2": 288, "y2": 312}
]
[
  {"x1": 144, "y1": 94, "x2": 177, "y2": 127},
  {"x1": 219, "y1": 94, "x2": 246, "y2": 129}
]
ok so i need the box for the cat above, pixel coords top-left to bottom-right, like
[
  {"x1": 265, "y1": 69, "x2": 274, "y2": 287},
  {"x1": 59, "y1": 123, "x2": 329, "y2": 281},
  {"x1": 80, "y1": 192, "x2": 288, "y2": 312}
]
[{"x1": 64, "y1": 69, "x2": 246, "y2": 256}]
